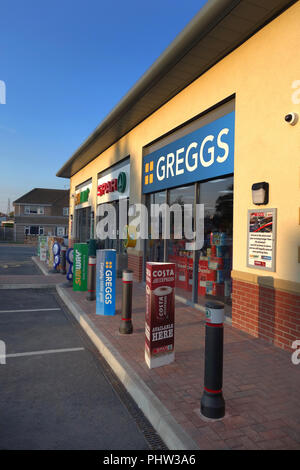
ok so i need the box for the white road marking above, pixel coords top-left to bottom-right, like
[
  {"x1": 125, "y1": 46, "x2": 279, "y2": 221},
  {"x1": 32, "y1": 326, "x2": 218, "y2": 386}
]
[
  {"x1": 1, "y1": 347, "x2": 85, "y2": 359},
  {"x1": 0, "y1": 308, "x2": 61, "y2": 314}
]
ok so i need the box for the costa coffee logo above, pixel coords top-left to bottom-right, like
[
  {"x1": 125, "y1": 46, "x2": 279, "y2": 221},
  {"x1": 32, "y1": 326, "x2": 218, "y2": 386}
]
[
  {"x1": 152, "y1": 269, "x2": 174, "y2": 278},
  {"x1": 97, "y1": 171, "x2": 126, "y2": 197}
]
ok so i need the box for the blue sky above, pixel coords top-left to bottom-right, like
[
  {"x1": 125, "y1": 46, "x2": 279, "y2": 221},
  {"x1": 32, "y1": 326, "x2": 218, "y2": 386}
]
[{"x1": 0, "y1": 0, "x2": 208, "y2": 213}]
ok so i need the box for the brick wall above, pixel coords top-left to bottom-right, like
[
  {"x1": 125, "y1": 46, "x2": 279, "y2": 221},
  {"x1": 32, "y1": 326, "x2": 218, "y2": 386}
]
[
  {"x1": 232, "y1": 279, "x2": 300, "y2": 352},
  {"x1": 128, "y1": 253, "x2": 143, "y2": 282}
]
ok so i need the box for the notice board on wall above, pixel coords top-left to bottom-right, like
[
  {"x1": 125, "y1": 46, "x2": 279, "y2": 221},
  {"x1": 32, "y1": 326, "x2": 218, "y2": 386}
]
[{"x1": 247, "y1": 208, "x2": 277, "y2": 272}]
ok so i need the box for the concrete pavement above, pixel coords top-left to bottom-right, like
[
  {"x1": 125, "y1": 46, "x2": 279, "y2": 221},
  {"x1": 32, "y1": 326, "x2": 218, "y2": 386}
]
[{"x1": 1, "y1": 250, "x2": 300, "y2": 450}]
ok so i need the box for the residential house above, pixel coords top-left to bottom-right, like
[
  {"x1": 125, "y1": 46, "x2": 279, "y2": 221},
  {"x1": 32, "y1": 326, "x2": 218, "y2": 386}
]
[{"x1": 13, "y1": 188, "x2": 69, "y2": 243}]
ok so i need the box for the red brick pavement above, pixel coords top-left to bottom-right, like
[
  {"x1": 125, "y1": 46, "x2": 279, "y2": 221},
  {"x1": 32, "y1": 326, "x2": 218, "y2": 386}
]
[{"x1": 64, "y1": 279, "x2": 300, "y2": 450}]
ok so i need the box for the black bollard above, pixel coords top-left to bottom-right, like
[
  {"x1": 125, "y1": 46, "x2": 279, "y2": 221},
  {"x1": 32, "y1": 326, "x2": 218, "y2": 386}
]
[
  {"x1": 86, "y1": 256, "x2": 96, "y2": 301},
  {"x1": 201, "y1": 301, "x2": 225, "y2": 419},
  {"x1": 60, "y1": 247, "x2": 67, "y2": 275},
  {"x1": 119, "y1": 270, "x2": 133, "y2": 334}
]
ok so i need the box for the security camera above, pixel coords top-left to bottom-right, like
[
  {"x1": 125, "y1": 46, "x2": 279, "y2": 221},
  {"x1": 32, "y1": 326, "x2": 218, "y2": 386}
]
[{"x1": 285, "y1": 112, "x2": 298, "y2": 125}]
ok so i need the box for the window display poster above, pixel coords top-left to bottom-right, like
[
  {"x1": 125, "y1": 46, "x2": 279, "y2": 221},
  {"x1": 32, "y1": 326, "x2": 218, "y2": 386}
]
[{"x1": 247, "y1": 208, "x2": 276, "y2": 271}]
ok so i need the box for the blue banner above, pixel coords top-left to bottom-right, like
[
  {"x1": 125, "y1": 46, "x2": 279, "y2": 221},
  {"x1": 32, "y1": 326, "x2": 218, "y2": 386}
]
[
  {"x1": 142, "y1": 111, "x2": 235, "y2": 193},
  {"x1": 96, "y1": 249, "x2": 116, "y2": 316}
]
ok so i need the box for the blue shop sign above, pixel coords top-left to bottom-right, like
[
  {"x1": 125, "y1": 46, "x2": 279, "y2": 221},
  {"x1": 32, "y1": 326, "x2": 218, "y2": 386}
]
[
  {"x1": 142, "y1": 111, "x2": 235, "y2": 194},
  {"x1": 96, "y1": 249, "x2": 116, "y2": 316}
]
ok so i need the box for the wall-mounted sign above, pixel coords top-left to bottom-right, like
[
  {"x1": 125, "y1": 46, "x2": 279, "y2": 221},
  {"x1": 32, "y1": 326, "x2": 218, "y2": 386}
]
[
  {"x1": 142, "y1": 111, "x2": 235, "y2": 194},
  {"x1": 74, "y1": 182, "x2": 92, "y2": 209},
  {"x1": 97, "y1": 162, "x2": 130, "y2": 204},
  {"x1": 247, "y1": 208, "x2": 277, "y2": 271},
  {"x1": 97, "y1": 172, "x2": 127, "y2": 197},
  {"x1": 75, "y1": 188, "x2": 90, "y2": 205}
]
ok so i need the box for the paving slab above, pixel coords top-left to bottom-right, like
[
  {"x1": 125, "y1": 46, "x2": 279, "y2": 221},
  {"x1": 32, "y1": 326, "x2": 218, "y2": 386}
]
[{"x1": 25, "y1": 257, "x2": 300, "y2": 450}]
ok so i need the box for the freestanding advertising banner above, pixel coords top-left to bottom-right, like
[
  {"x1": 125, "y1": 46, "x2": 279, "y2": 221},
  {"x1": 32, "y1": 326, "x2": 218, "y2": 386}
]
[
  {"x1": 73, "y1": 243, "x2": 88, "y2": 291},
  {"x1": 39, "y1": 236, "x2": 48, "y2": 262},
  {"x1": 96, "y1": 249, "x2": 116, "y2": 316},
  {"x1": 145, "y1": 262, "x2": 176, "y2": 369}
]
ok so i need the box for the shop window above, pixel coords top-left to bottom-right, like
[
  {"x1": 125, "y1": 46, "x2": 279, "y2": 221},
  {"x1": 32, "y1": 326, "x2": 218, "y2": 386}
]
[
  {"x1": 56, "y1": 226, "x2": 65, "y2": 237},
  {"x1": 197, "y1": 176, "x2": 233, "y2": 310},
  {"x1": 96, "y1": 199, "x2": 128, "y2": 253},
  {"x1": 75, "y1": 207, "x2": 91, "y2": 242},
  {"x1": 144, "y1": 175, "x2": 233, "y2": 313},
  {"x1": 168, "y1": 185, "x2": 195, "y2": 301},
  {"x1": 145, "y1": 191, "x2": 166, "y2": 263}
]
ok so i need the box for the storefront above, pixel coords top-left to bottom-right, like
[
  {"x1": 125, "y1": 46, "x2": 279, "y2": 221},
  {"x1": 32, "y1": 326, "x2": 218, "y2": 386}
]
[
  {"x1": 73, "y1": 179, "x2": 92, "y2": 242},
  {"x1": 96, "y1": 159, "x2": 130, "y2": 273},
  {"x1": 143, "y1": 101, "x2": 234, "y2": 313},
  {"x1": 57, "y1": 0, "x2": 300, "y2": 352}
]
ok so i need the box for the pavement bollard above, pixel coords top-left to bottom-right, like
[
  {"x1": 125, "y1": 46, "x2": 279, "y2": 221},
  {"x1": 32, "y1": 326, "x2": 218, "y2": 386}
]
[
  {"x1": 119, "y1": 269, "x2": 133, "y2": 334},
  {"x1": 201, "y1": 301, "x2": 225, "y2": 419},
  {"x1": 86, "y1": 256, "x2": 96, "y2": 301},
  {"x1": 60, "y1": 246, "x2": 67, "y2": 275}
]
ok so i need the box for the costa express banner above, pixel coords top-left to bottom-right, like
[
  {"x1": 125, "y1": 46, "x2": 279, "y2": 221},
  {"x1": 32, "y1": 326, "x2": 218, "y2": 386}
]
[
  {"x1": 145, "y1": 262, "x2": 176, "y2": 369},
  {"x1": 73, "y1": 243, "x2": 88, "y2": 291},
  {"x1": 96, "y1": 249, "x2": 116, "y2": 316},
  {"x1": 142, "y1": 111, "x2": 235, "y2": 193}
]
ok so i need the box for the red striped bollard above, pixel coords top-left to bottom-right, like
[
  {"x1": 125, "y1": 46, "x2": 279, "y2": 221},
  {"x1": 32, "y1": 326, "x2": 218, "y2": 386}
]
[
  {"x1": 201, "y1": 301, "x2": 225, "y2": 419},
  {"x1": 119, "y1": 269, "x2": 133, "y2": 334},
  {"x1": 86, "y1": 255, "x2": 96, "y2": 301}
]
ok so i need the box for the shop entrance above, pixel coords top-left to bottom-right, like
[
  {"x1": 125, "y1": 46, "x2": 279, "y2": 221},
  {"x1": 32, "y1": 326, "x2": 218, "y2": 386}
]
[
  {"x1": 75, "y1": 206, "x2": 91, "y2": 242},
  {"x1": 144, "y1": 175, "x2": 233, "y2": 314},
  {"x1": 97, "y1": 198, "x2": 128, "y2": 254}
]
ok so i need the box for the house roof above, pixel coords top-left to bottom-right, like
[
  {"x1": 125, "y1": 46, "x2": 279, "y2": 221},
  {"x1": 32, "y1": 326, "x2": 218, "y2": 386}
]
[
  {"x1": 56, "y1": 0, "x2": 297, "y2": 179},
  {"x1": 13, "y1": 188, "x2": 69, "y2": 205}
]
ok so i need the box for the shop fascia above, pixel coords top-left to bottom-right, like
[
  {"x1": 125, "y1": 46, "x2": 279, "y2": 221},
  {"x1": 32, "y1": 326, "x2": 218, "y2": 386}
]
[
  {"x1": 96, "y1": 112, "x2": 234, "y2": 250},
  {"x1": 74, "y1": 182, "x2": 92, "y2": 207}
]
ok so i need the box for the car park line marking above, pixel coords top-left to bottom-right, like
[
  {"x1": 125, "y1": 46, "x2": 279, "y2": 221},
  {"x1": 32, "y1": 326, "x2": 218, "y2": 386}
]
[
  {"x1": 1, "y1": 347, "x2": 85, "y2": 359},
  {"x1": 0, "y1": 308, "x2": 61, "y2": 314}
]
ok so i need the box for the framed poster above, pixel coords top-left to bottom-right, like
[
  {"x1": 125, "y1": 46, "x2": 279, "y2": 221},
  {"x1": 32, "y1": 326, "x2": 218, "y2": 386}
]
[{"x1": 247, "y1": 208, "x2": 277, "y2": 272}]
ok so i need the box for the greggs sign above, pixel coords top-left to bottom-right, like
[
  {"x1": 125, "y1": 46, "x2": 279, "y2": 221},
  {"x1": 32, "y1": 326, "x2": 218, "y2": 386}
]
[{"x1": 142, "y1": 112, "x2": 235, "y2": 194}]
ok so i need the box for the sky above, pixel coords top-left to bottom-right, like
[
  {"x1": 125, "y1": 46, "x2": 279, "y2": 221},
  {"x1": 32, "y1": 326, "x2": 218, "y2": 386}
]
[{"x1": 0, "y1": 0, "x2": 208, "y2": 214}]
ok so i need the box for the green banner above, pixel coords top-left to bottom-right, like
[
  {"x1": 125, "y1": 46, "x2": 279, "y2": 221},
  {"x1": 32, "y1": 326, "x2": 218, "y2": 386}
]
[{"x1": 73, "y1": 243, "x2": 88, "y2": 291}]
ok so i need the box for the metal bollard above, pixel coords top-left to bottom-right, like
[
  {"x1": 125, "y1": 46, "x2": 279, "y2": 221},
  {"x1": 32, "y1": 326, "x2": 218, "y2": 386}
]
[
  {"x1": 201, "y1": 301, "x2": 225, "y2": 419},
  {"x1": 86, "y1": 256, "x2": 96, "y2": 301},
  {"x1": 119, "y1": 269, "x2": 133, "y2": 334},
  {"x1": 60, "y1": 246, "x2": 67, "y2": 275}
]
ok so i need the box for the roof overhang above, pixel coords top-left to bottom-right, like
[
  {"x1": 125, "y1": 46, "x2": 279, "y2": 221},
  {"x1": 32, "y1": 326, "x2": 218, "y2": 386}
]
[{"x1": 57, "y1": 0, "x2": 297, "y2": 178}]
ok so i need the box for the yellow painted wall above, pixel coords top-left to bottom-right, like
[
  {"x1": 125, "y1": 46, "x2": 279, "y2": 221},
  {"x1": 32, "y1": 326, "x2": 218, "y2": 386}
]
[{"x1": 69, "y1": 1, "x2": 300, "y2": 286}]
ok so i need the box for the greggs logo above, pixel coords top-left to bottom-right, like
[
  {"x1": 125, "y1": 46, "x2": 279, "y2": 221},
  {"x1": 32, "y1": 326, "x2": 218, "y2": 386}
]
[
  {"x1": 142, "y1": 112, "x2": 235, "y2": 194},
  {"x1": 104, "y1": 261, "x2": 113, "y2": 304}
]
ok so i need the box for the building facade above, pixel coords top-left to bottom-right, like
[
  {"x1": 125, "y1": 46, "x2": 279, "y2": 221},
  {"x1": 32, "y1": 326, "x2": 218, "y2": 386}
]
[
  {"x1": 13, "y1": 188, "x2": 69, "y2": 243},
  {"x1": 57, "y1": 0, "x2": 300, "y2": 351}
]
